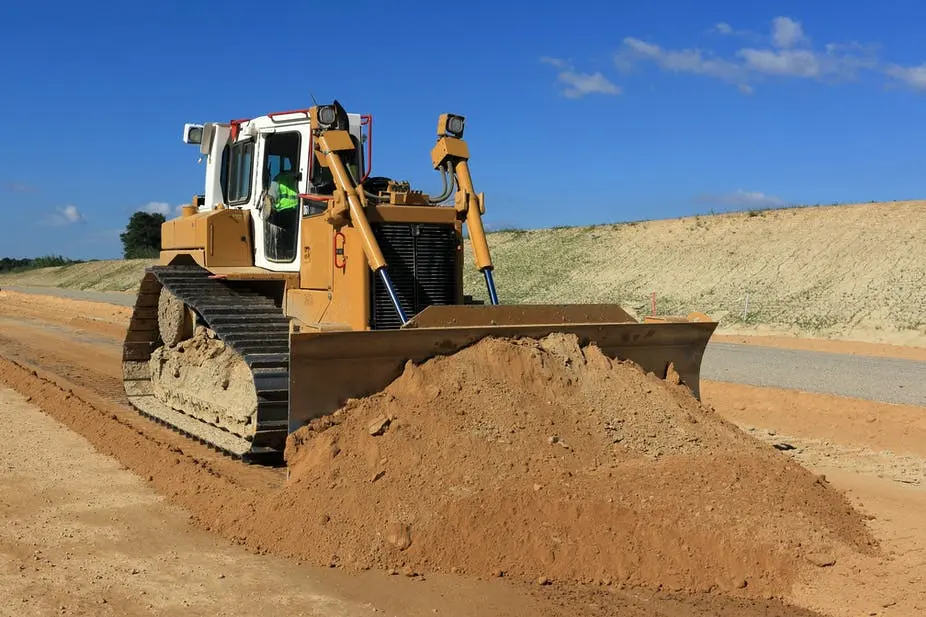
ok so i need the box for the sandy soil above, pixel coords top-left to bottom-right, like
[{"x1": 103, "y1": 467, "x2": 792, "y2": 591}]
[
  {"x1": 702, "y1": 381, "x2": 926, "y2": 616},
  {"x1": 0, "y1": 387, "x2": 374, "y2": 617},
  {"x1": 1, "y1": 289, "x2": 924, "y2": 616},
  {"x1": 0, "y1": 298, "x2": 823, "y2": 616}
]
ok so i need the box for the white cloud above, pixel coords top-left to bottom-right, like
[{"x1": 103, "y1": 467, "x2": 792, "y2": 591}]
[
  {"x1": 698, "y1": 190, "x2": 785, "y2": 209},
  {"x1": 541, "y1": 57, "x2": 622, "y2": 98},
  {"x1": 4, "y1": 182, "x2": 36, "y2": 193},
  {"x1": 619, "y1": 37, "x2": 745, "y2": 83},
  {"x1": 48, "y1": 205, "x2": 86, "y2": 225},
  {"x1": 771, "y1": 17, "x2": 807, "y2": 49},
  {"x1": 885, "y1": 63, "x2": 926, "y2": 90},
  {"x1": 140, "y1": 201, "x2": 184, "y2": 217},
  {"x1": 737, "y1": 48, "x2": 821, "y2": 77},
  {"x1": 617, "y1": 16, "x2": 880, "y2": 91}
]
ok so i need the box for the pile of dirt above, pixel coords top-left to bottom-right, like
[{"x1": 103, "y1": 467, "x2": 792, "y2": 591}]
[
  {"x1": 148, "y1": 326, "x2": 257, "y2": 435},
  {"x1": 269, "y1": 334, "x2": 874, "y2": 597}
]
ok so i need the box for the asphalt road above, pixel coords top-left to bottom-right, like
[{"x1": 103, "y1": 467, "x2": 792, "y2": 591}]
[
  {"x1": 702, "y1": 343, "x2": 925, "y2": 407},
  {"x1": 3, "y1": 285, "x2": 925, "y2": 407}
]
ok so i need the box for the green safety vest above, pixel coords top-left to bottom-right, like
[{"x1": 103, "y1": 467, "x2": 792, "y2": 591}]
[{"x1": 275, "y1": 171, "x2": 299, "y2": 211}]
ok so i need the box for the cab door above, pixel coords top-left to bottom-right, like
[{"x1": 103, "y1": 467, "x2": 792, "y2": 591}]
[{"x1": 251, "y1": 125, "x2": 312, "y2": 272}]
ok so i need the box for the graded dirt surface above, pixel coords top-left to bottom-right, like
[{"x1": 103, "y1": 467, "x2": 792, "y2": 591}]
[
  {"x1": 1, "y1": 289, "x2": 924, "y2": 616},
  {"x1": 0, "y1": 305, "x2": 824, "y2": 616},
  {"x1": 702, "y1": 381, "x2": 926, "y2": 616},
  {"x1": 0, "y1": 387, "x2": 374, "y2": 617},
  {"x1": 4, "y1": 199, "x2": 926, "y2": 345}
]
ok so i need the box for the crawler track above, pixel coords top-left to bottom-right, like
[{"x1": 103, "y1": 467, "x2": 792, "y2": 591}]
[{"x1": 122, "y1": 264, "x2": 290, "y2": 463}]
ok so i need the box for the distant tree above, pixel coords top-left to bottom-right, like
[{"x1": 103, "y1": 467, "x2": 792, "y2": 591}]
[{"x1": 120, "y1": 212, "x2": 165, "y2": 259}]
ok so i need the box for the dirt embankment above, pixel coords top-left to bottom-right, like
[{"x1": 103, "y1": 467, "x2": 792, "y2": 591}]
[
  {"x1": 0, "y1": 259, "x2": 156, "y2": 292},
  {"x1": 4, "y1": 200, "x2": 926, "y2": 344},
  {"x1": 462, "y1": 200, "x2": 926, "y2": 345}
]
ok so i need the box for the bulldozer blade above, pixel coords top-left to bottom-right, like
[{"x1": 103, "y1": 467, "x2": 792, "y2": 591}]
[{"x1": 288, "y1": 304, "x2": 717, "y2": 433}]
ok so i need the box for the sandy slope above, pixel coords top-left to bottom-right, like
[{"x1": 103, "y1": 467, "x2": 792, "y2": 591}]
[
  {"x1": 2, "y1": 200, "x2": 924, "y2": 343},
  {"x1": 463, "y1": 200, "x2": 926, "y2": 344}
]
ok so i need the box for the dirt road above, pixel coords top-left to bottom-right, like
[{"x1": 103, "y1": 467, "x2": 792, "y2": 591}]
[
  {"x1": 0, "y1": 290, "x2": 923, "y2": 616},
  {"x1": 0, "y1": 292, "x2": 827, "y2": 616},
  {"x1": 702, "y1": 382, "x2": 926, "y2": 616}
]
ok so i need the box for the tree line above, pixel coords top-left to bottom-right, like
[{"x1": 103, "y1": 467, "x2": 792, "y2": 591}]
[{"x1": 0, "y1": 255, "x2": 86, "y2": 273}]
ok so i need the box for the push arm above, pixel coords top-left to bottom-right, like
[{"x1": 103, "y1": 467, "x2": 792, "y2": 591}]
[
  {"x1": 311, "y1": 103, "x2": 408, "y2": 324},
  {"x1": 430, "y1": 114, "x2": 499, "y2": 304}
]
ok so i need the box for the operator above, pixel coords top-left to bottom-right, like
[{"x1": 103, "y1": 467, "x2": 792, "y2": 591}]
[{"x1": 268, "y1": 168, "x2": 300, "y2": 222}]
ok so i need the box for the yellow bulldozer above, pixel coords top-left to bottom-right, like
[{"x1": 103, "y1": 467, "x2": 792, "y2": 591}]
[{"x1": 122, "y1": 100, "x2": 716, "y2": 462}]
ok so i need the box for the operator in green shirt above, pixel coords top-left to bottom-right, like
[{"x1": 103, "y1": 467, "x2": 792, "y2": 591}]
[{"x1": 269, "y1": 168, "x2": 300, "y2": 216}]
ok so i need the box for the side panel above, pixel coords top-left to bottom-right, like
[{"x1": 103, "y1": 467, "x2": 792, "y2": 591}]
[
  {"x1": 299, "y1": 215, "x2": 333, "y2": 290},
  {"x1": 204, "y1": 209, "x2": 253, "y2": 267},
  {"x1": 327, "y1": 225, "x2": 371, "y2": 330},
  {"x1": 161, "y1": 211, "x2": 209, "y2": 249},
  {"x1": 286, "y1": 289, "x2": 334, "y2": 327},
  {"x1": 160, "y1": 209, "x2": 254, "y2": 268}
]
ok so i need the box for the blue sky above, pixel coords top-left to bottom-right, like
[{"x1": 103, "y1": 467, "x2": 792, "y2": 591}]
[{"x1": 2, "y1": 0, "x2": 925, "y2": 259}]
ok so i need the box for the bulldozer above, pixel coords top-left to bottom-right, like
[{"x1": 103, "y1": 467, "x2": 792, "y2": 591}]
[{"x1": 121, "y1": 100, "x2": 717, "y2": 462}]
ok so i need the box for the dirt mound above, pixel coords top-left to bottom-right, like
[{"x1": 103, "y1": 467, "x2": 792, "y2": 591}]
[{"x1": 276, "y1": 334, "x2": 873, "y2": 596}]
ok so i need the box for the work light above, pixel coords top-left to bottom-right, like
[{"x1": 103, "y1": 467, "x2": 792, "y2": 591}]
[{"x1": 318, "y1": 105, "x2": 337, "y2": 128}]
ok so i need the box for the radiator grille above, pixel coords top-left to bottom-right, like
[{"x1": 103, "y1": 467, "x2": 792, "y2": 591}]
[{"x1": 369, "y1": 223, "x2": 458, "y2": 329}]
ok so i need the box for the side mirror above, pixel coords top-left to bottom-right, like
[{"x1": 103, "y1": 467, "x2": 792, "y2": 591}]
[{"x1": 199, "y1": 124, "x2": 216, "y2": 156}]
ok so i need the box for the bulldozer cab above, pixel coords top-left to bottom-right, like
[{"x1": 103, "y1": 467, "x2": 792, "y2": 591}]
[{"x1": 208, "y1": 112, "x2": 367, "y2": 272}]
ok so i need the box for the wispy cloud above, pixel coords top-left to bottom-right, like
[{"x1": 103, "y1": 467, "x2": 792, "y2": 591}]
[
  {"x1": 46, "y1": 205, "x2": 86, "y2": 225},
  {"x1": 618, "y1": 37, "x2": 746, "y2": 84},
  {"x1": 140, "y1": 201, "x2": 184, "y2": 217},
  {"x1": 885, "y1": 62, "x2": 926, "y2": 90},
  {"x1": 548, "y1": 15, "x2": 924, "y2": 96},
  {"x1": 616, "y1": 16, "x2": 882, "y2": 92},
  {"x1": 4, "y1": 182, "x2": 37, "y2": 193},
  {"x1": 541, "y1": 57, "x2": 622, "y2": 98},
  {"x1": 696, "y1": 190, "x2": 785, "y2": 210}
]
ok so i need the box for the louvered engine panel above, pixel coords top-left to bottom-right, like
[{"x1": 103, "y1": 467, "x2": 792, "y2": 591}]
[{"x1": 369, "y1": 223, "x2": 458, "y2": 329}]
